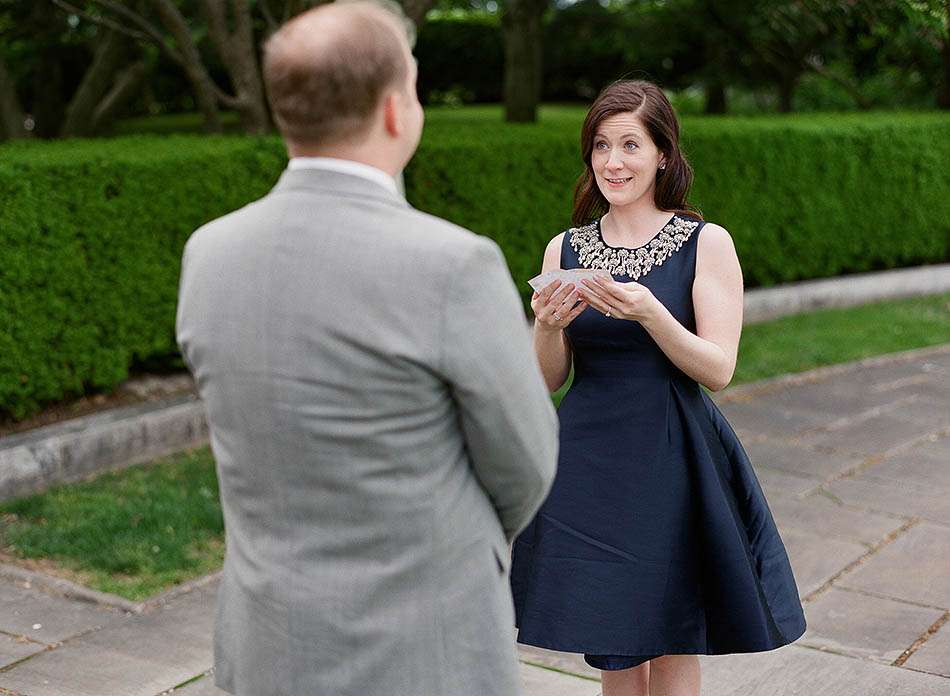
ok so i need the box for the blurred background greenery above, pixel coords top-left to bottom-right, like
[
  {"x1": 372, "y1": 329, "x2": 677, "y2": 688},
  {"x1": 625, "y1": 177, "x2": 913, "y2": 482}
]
[
  {"x1": 1, "y1": 0, "x2": 948, "y2": 422},
  {"x1": 1, "y1": 0, "x2": 948, "y2": 140}
]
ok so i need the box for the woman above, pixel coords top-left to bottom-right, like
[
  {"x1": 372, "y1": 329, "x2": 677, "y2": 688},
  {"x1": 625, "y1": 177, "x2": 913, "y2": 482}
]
[{"x1": 509, "y1": 80, "x2": 806, "y2": 696}]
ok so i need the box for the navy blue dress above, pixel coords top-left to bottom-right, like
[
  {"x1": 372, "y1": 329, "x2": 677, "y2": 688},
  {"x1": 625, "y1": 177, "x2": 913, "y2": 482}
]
[{"x1": 510, "y1": 214, "x2": 806, "y2": 670}]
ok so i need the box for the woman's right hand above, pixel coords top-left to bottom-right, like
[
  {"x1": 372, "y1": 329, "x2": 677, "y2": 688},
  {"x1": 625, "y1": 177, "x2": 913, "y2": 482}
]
[{"x1": 531, "y1": 280, "x2": 588, "y2": 331}]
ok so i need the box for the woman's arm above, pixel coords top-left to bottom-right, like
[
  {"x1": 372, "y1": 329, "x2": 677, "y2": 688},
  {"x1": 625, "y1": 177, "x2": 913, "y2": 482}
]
[
  {"x1": 533, "y1": 233, "x2": 583, "y2": 392},
  {"x1": 580, "y1": 223, "x2": 743, "y2": 391}
]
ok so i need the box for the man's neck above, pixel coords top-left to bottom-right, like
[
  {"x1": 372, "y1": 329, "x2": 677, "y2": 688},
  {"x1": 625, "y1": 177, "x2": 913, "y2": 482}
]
[{"x1": 287, "y1": 145, "x2": 400, "y2": 178}]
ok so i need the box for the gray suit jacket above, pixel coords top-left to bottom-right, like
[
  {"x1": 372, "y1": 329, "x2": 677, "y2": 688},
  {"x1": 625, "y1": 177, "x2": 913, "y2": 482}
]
[{"x1": 175, "y1": 168, "x2": 558, "y2": 696}]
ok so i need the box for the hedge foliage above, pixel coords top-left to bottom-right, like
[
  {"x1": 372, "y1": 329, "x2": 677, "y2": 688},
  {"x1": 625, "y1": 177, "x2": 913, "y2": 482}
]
[
  {"x1": 0, "y1": 136, "x2": 285, "y2": 419},
  {"x1": 2, "y1": 110, "x2": 948, "y2": 419}
]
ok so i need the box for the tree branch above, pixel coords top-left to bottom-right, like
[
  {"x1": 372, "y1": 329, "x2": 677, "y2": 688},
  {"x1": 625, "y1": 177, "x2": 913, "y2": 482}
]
[{"x1": 52, "y1": 0, "x2": 186, "y2": 67}]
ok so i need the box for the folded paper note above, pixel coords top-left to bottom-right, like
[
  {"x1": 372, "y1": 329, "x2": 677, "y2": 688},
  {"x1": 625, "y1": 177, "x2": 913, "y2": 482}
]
[{"x1": 527, "y1": 268, "x2": 612, "y2": 293}]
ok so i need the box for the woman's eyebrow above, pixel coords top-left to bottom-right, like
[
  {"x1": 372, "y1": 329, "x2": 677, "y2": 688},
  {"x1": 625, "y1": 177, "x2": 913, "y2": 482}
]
[{"x1": 594, "y1": 132, "x2": 642, "y2": 139}]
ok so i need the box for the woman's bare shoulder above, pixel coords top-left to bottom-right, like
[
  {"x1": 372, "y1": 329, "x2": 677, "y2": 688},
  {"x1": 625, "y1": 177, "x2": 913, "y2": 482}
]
[{"x1": 541, "y1": 232, "x2": 567, "y2": 272}]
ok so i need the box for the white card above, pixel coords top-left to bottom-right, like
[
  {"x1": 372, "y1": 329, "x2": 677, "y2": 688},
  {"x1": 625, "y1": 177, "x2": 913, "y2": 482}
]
[{"x1": 527, "y1": 268, "x2": 612, "y2": 293}]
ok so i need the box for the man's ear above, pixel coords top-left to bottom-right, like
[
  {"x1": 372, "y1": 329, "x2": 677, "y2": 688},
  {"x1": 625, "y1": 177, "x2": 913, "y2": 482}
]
[{"x1": 382, "y1": 91, "x2": 401, "y2": 137}]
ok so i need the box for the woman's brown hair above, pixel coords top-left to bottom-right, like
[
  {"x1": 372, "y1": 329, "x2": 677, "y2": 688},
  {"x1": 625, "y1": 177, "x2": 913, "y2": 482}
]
[{"x1": 572, "y1": 80, "x2": 702, "y2": 226}]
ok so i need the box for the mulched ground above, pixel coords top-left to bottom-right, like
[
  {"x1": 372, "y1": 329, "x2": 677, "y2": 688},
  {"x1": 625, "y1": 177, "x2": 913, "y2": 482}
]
[{"x1": 0, "y1": 373, "x2": 196, "y2": 439}]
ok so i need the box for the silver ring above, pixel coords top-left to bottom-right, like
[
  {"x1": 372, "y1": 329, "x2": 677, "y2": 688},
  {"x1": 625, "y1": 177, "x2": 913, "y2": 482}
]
[
  {"x1": 605, "y1": 310, "x2": 611, "y2": 318},
  {"x1": 553, "y1": 311, "x2": 562, "y2": 322}
]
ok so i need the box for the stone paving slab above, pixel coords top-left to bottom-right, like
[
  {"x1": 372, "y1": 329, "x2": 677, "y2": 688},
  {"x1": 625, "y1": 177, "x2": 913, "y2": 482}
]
[
  {"x1": 767, "y1": 494, "x2": 904, "y2": 547},
  {"x1": 837, "y1": 522, "x2": 950, "y2": 609},
  {"x1": 795, "y1": 399, "x2": 949, "y2": 458},
  {"x1": 698, "y1": 645, "x2": 950, "y2": 696},
  {"x1": 0, "y1": 633, "x2": 46, "y2": 668},
  {"x1": 741, "y1": 438, "x2": 863, "y2": 480},
  {"x1": 826, "y1": 476, "x2": 950, "y2": 526},
  {"x1": 0, "y1": 584, "x2": 216, "y2": 696},
  {"x1": 904, "y1": 619, "x2": 950, "y2": 678},
  {"x1": 752, "y1": 466, "x2": 823, "y2": 499},
  {"x1": 799, "y1": 587, "x2": 943, "y2": 663},
  {"x1": 779, "y1": 527, "x2": 868, "y2": 597},
  {"x1": 167, "y1": 661, "x2": 604, "y2": 696},
  {"x1": 715, "y1": 400, "x2": 827, "y2": 439},
  {"x1": 0, "y1": 581, "x2": 121, "y2": 647},
  {"x1": 861, "y1": 443, "x2": 950, "y2": 490},
  {"x1": 741, "y1": 359, "x2": 943, "y2": 415}
]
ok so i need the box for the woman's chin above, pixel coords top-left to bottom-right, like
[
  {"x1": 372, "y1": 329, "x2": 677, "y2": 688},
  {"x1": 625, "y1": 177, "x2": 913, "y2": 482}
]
[{"x1": 598, "y1": 188, "x2": 642, "y2": 208}]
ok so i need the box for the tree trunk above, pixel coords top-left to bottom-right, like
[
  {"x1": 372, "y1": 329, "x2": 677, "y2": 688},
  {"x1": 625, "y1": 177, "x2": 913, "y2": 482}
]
[
  {"x1": 151, "y1": 0, "x2": 222, "y2": 132},
  {"x1": 0, "y1": 56, "x2": 27, "y2": 141},
  {"x1": 777, "y1": 74, "x2": 798, "y2": 112},
  {"x1": 502, "y1": 0, "x2": 546, "y2": 123},
  {"x1": 704, "y1": 80, "x2": 727, "y2": 114},
  {"x1": 92, "y1": 60, "x2": 149, "y2": 132},
  {"x1": 30, "y1": 2, "x2": 65, "y2": 138},
  {"x1": 939, "y1": 26, "x2": 950, "y2": 109},
  {"x1": 201, "y1": 0, "x2": 270, "y2": 134},
  {"x1": 61, "y1": 30, "x2": 131, "y2": 137}
]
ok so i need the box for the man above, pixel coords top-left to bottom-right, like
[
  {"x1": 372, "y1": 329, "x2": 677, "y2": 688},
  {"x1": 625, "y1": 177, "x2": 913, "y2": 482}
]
[{"x1": 174, "y1": 2, "x2": 558, "y2": 694}]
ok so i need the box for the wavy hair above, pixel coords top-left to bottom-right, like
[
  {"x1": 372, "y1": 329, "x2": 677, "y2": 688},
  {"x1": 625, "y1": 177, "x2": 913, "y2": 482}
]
[{"x1": 572, "y1": 80, "x2": 702, "y2": 226}]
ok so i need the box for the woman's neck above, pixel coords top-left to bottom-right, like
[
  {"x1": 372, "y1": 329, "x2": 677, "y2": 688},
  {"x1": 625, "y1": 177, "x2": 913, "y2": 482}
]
[{"x1": 604, "y1": 196, "x2": 670, "y2": 246}]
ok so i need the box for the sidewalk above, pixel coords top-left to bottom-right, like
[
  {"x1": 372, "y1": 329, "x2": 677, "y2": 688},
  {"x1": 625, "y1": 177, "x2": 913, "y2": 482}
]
[{"x1": 1, "y1": 345, "x2": 948, "y2": 696}]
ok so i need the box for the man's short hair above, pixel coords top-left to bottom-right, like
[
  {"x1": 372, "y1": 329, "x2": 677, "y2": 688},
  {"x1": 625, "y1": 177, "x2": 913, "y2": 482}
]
[{"x1": 263, "y1": 0, "x2": 414, "y2": 147}]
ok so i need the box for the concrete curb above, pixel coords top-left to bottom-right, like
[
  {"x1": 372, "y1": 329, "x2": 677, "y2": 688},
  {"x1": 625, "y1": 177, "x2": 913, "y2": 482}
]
[
  {"x1": 743, "y1": 263, "x2": 950, "y2": 324},
  {"x1": 0, "y1": 395, "x2": 207, "y2": 502},
  {"x1": 0, "y1": 562, "x2": 221, "y2": 614}
]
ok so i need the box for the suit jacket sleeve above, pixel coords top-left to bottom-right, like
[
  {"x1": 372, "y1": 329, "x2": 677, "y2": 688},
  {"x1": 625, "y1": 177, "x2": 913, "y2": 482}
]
[{"x1": 441, "y1": 237, "x2": 559, "y2": 541}]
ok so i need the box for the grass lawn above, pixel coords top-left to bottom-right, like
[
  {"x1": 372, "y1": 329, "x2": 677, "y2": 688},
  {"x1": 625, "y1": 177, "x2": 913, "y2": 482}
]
[
  {"x1": 0, "y1": 449, "x2": 223, "y2": 601},
  {"x1": 0, "y1": 293, "x2": 946, "y2": 600}
]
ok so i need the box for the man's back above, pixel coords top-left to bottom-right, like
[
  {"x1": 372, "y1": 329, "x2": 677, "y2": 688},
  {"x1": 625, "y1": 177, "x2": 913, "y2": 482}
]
[{"x1": 176, "y1": 168, "x2": 558, "y2": 695}]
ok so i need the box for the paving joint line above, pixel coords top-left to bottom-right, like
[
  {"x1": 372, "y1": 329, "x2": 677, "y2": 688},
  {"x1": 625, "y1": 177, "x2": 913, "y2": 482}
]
[
  {"x1": 814, "y1": 426, "x2": 950, "y2": 490},
  {"x1": 0, "y1": 629, "x2": 48, "y2": 648},
  {"x1": 0, "y1": 643, "x2": 57, "y2": 674},
  {"x1": 801, "y1": 517, "x2": 921, "y2": 604},
  {"x1": 831, "y1": 585, "x2": 950, "y2": 612},
  {"x1": 0, "y1": 618, "x2": 130, "y2": 673},
  {"x1": 788, "y1": 425, "x2": 950, "y2": 467},
  {"x1": 892, "y1": 611, "x2": 950, "y2": 667},
  {"x1": 793, "y1": 640, "x2": 948, "y2": 679},
  {"x1": 157, "y1": 668, "x2": 215, "y2": 695},
  {"x1": 810, "y1": 395, "x2": 920, "y2": 433}
]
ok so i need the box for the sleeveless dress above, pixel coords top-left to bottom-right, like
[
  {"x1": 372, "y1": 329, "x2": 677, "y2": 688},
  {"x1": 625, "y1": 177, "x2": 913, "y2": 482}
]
[{"x1": 510, "y1": 214, "x2": 806, "y2": 670}]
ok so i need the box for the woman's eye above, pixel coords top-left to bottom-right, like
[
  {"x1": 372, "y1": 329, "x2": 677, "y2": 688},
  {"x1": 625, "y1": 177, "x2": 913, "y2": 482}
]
[
  {"x1": 595, "y1": 142, "x2": 608, "y2": 150},
  {"x1": 625, "y1": 141, "x2": 638, "y2": 150}
]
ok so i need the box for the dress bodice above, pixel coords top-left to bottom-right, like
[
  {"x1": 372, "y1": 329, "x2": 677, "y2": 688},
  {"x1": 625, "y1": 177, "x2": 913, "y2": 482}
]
[{"x1": 561, "y1": 214, "x2": 703, "y2": 379}]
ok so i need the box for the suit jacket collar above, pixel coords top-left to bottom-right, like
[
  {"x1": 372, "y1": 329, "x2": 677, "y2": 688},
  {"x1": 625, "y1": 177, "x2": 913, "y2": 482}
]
[{"x1": 271, "y1": 167, "x2": 410, "y2": 209}]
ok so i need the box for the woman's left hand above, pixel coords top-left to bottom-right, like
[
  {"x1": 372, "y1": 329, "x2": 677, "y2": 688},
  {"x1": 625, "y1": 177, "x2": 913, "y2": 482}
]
[{"x1": 579, "y1": 276, "x2": 661, "y2": 323}]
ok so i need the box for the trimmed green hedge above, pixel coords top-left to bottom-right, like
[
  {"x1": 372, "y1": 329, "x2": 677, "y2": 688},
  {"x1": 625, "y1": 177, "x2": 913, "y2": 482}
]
[
  {"x1": 0, "y1": 136, "x2": 285, "y2": 419},
  {"x1": 1, "y1": 110, "x2": 948, "y2": 419}
]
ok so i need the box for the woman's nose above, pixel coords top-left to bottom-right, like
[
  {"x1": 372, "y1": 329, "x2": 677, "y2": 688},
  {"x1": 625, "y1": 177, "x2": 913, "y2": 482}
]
[{"x1": 605, "y1": 150, "x2": 624, "y2": 169}]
